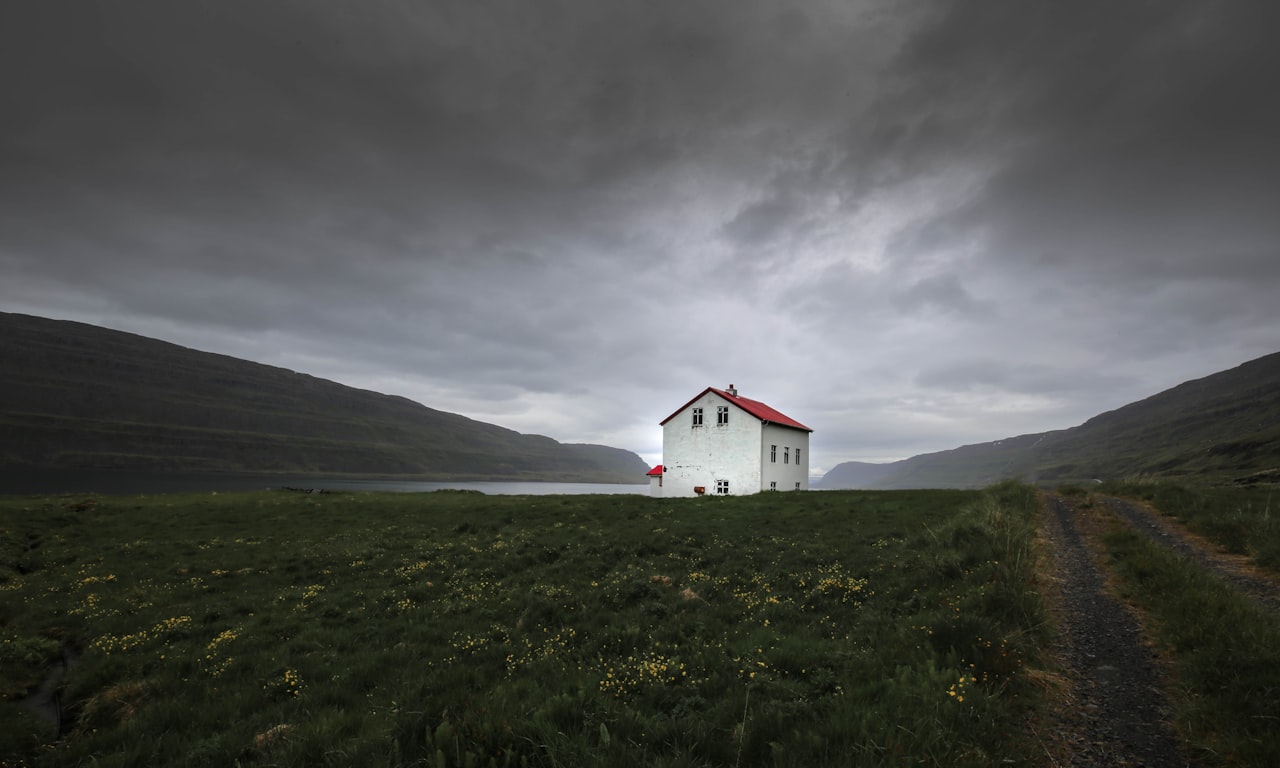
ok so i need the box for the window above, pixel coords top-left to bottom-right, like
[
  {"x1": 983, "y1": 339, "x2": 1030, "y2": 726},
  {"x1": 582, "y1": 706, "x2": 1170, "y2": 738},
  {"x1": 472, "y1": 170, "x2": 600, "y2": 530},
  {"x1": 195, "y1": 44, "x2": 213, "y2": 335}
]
[
  {"x1": 692, "y1": 407, "x2": 703, "y2": 427},
  {"x1": 716, "y1": 406, "x2": 729, "y2": 425},
  {"x1": 769, "y1": 481, "x2": 777, "y2": 491},
  {"x1": 795, "y1": 482, "x2": 801, "y2": 491},
  {"x1": 784, "y1": 447, "x2": 790, "y2": 464},
  {"x1": 716, "y1": 479, "x2": 729, "y2": 495},
  {"x1": 795, "y1": 448, "x2": 801, "y2": 466},
  {"x1": 770, "y1": 445, "x2": 777, "y2": 463}
]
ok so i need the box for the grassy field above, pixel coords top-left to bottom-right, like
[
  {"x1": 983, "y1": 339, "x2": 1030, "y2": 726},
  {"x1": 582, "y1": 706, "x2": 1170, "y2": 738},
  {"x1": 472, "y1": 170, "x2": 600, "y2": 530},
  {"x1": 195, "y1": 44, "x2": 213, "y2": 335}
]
[{"x1": 1, "y1": 484, "x2": 1047, "y2": 767}]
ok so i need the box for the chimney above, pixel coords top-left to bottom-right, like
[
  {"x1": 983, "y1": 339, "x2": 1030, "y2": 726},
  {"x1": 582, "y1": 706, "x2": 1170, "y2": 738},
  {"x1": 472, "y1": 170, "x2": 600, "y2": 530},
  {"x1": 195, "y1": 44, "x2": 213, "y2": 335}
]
[{"x1": 727, "y1": 384, "x2": 737, "y2": 397}]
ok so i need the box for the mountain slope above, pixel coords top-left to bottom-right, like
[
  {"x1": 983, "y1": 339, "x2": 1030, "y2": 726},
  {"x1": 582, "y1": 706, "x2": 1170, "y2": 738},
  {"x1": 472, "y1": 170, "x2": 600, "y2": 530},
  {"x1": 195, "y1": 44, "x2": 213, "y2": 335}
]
[
  {"x1": 821, "y1": 351, "x2": 1280, "y2": 489},
  {"x1": 0, "y1": 312, "x2": 647, "y2": 482}
]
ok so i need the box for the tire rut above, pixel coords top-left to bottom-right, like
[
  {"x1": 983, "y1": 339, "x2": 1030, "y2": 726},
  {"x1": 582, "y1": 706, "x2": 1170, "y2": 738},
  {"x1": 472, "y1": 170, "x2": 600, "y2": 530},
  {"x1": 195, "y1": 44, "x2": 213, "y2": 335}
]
[
  {"x1": 1041, "y1": 493, "x2": 1192, "y2": 767},
  {"x1": 1097, "y1": 495, "x2": 1280, "y2": 611}
]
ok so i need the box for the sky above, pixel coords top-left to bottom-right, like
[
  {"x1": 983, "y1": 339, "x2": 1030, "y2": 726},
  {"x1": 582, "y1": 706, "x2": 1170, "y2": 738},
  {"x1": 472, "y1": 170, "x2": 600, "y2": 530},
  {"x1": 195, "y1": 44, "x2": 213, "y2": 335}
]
[{"x1": 3, "y1": 1, "x2": 1279, "y2": 476}]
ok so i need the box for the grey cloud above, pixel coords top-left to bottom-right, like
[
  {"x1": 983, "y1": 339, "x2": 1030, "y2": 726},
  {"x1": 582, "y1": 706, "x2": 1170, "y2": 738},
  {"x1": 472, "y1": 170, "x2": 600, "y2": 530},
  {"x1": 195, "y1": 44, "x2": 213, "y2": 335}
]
[
  {"x1": 722, "y1": 196, "x2": 805, "y2": 248},
  {"x1": 892, "y1": 274, "x2": 990, "y2": 319},
  {"x1": 915, "y1": 359, "x2": 1135, "y2": 397}
]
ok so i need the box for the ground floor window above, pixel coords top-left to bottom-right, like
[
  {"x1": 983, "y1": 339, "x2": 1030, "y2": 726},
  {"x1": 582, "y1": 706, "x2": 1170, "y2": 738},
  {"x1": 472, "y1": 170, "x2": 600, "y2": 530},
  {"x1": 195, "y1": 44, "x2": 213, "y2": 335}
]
[
  {"x1": 716, "y1": 479, "x2": 729, "y2": 495},
  {"x1": 795, "y1": 482, "x2": 801, "y2": 490},
  {"x1": 769, "y1": 481, "x2": 777, "y2": 491}
]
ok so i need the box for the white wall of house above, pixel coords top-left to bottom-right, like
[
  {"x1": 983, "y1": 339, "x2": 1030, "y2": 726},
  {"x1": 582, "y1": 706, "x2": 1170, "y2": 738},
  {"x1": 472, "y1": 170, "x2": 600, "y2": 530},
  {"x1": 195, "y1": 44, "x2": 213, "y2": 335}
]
[
  {"x1": 661, "y1": 390, "x2": 764, "y2": 497},
  {"x1": 759, "y1": 423, "x2": 811, "y2": 492}
]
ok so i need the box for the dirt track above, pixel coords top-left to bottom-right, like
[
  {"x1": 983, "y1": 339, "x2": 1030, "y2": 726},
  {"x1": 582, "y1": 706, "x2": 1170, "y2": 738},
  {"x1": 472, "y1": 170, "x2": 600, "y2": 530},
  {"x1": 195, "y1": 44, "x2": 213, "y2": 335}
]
[
  {"x1": 1040, "y1": 493, "x2": 1191, "y2": 767},
  {"x1": 1042, "y1": 489, "x2": 1280, "y2": 766}
]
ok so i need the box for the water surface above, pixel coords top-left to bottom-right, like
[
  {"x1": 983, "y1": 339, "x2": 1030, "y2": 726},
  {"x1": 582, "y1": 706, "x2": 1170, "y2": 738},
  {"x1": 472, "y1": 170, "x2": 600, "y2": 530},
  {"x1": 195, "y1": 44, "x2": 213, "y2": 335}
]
[{"x1": 0, "y1": 469, "x2": 648, "y2": 496}]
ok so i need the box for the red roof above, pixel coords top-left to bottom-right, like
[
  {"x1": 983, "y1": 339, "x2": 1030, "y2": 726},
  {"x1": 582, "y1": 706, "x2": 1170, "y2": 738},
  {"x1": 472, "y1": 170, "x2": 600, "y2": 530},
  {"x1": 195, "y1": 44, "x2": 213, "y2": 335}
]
[
  {"x1": 646, "y1": 464, "x2": 664, "y2": 476},
  {"x1": 659, "y1": 387, "x2": 812, "y2": 432}
]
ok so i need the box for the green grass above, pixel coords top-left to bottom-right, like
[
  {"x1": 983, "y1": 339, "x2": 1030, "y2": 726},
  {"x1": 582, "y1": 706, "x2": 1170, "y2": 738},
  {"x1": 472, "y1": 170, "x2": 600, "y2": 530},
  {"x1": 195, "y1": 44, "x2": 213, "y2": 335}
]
[
  {"x1": 1, "y1": 483, "x2": 1047, "y2": 767},
  {"x1": 1098, "y1": 517, "x2": 1280, "y2": 767},
  {"x1": 1099, "y1": 480, "x2": 1280, "y2": 570}
]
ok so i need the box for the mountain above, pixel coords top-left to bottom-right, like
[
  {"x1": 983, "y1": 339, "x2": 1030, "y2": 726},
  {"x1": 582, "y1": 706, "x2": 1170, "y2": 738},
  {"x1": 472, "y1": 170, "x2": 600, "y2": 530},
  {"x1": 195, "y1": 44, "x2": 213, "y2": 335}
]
[
  {"x1": 815, "y1": 461, "x2": 900, "y2": 489},
  {"x1": 821, "y1": 351, "x2": 1280, "y2": 489},
  {"x1": 0, "y1": 312, "x2": 648, "y2": 482}
]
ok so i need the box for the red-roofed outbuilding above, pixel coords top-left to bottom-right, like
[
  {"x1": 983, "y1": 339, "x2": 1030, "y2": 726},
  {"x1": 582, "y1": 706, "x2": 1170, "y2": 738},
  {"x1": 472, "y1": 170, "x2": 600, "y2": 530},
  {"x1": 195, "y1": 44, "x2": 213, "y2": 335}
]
[{"x1": 645, "y1": 463, "x2": 664, "y2": 494}]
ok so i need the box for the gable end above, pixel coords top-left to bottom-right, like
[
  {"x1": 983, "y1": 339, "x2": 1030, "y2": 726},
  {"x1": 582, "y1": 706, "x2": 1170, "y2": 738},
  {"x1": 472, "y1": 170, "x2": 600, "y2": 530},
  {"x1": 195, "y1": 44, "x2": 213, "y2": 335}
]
[{"x1": 659, "y1": 387, "x2": 812, "y2": 432}]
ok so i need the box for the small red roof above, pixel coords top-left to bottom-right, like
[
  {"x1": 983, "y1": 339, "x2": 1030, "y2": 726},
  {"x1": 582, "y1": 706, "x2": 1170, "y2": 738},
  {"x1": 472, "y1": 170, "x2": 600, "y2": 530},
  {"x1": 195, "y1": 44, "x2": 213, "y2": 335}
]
[
  {"x1": 646, "y1": 464, "x2": 664, "y2": 476},
  {"x1": 659, "y1": 387, "x2": 812, "y2": 432}
]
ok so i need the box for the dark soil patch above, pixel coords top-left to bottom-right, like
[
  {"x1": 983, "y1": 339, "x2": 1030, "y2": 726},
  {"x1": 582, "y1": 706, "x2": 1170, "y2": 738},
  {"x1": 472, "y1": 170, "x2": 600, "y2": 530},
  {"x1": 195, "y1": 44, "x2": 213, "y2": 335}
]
[{"x1": 18, "y1": 647, "x2": 77, "y2": 736}]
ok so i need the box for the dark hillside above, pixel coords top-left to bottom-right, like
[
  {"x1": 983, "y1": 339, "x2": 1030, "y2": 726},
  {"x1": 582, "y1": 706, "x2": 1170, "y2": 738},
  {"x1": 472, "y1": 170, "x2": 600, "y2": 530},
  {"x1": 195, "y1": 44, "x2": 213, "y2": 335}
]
[
  {"x1": 1030, "y1": 352, "x2": 1280, "y2": 482},
  {"x1": 822, "y1": 351, "x2": 1280, "y2": 489},
  {"x1": 814, "y1": 460, "x2": 898, "y2": 489},
  {"x1": 0, "y1": 312, "x2": 647, "y2": 481}
]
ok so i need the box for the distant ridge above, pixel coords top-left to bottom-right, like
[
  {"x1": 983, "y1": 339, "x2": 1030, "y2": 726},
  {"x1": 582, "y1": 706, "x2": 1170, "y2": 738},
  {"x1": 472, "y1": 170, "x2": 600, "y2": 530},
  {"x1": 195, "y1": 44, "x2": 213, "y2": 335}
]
[
  {"x1": 821, "y1": 351, "x2": 1280, "y2": 489},
  {"x1": 0, "y1": 312, "x2": 648, "y2": 482}
]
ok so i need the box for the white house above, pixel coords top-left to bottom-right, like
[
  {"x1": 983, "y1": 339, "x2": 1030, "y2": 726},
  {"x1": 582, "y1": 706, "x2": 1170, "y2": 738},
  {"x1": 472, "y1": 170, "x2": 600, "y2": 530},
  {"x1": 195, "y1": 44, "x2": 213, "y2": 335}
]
[{"x1": 649, "y1": 384, "x2": 812, "y2": 497}]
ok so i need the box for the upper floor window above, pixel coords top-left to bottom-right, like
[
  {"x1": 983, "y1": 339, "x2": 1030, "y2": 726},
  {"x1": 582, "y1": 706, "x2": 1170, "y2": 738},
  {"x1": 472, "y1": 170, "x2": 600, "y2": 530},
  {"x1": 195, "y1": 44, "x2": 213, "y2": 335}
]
[
  {"x1": 692, "y1": 407, "x2": 703, "y2": 427},
  {"x1": 717, "y1": 406, "x2": 729, "y2": 425},
  {"x1": 770, "y1": 445, "x2": 777, "y2": 463},
  {"x1": 795, "y1": 448, "x2": 802, "y2": 466},
  {"x1": 716, "y1": 479, "x2": 730, "y2": 495},
  {"x1": 784, "y1": 447, "x2": 790, "y2": 464}
]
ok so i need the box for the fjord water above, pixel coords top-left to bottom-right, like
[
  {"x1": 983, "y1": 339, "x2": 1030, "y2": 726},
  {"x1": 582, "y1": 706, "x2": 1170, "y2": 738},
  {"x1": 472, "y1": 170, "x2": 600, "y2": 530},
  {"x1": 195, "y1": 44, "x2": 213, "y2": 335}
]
[{"x1": 0, "y1": 469, "x2": 648, "y2": 496}]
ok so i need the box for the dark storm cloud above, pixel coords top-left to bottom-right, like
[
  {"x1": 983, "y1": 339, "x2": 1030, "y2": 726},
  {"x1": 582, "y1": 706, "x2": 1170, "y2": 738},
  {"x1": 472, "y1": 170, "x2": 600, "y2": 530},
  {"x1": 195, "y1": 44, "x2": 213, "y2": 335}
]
[
  {"x1": 890, "y1": 1, "x2": 1280, "y2": 282},
  {"x1": 1, "y1": 1, "x2": 683, "y2": 381},
  {"x1": 2, "y1": 1, "x2": 1279, "y2": 471}
]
